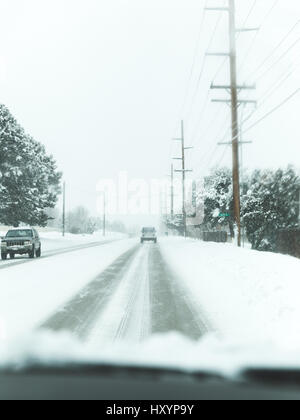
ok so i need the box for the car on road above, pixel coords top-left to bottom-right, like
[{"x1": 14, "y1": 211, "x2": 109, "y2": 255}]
[
  {"x1": 1, "y1": 228, "x2": 42, "y2": 260},
  {"x1": 141, "y1": 227, "x2": 157, "y2": 244}
]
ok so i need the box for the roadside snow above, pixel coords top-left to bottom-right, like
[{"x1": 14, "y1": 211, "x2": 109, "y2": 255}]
[
  {"x1": 40, "y1": 231, "x2": 126, "y2": 253},
  {"x1": 160, "y1": 238, "x2": 300, "y2": 345}
]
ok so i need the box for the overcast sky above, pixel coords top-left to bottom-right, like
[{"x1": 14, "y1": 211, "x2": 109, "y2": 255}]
[{"x1": 0, "y1": 0, "x2": 299, "y2": 223}]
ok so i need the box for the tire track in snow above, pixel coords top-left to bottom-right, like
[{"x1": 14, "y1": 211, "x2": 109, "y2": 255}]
[
  {"x1": 41, "y1": 242, "x2": 211, "y2": 344},
  {"x1": 149, "y1": 245, "x2": 211, "y2": 340},
  {"x1": 40, "y1": 246, "x2": 139, "y2": 340},
  {"x1": 113, "y1": 246, "x2": 150, "y2": 343}
]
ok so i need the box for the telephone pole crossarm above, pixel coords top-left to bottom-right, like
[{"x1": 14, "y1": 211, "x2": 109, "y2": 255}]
[
  {"x1": 211, "y1": 99, "x2": 257, "y2": 105},
  {"x1": 205, "y1": 7, "x2": 229, "y2": 12},
  {"x1": 218, "y1": 141, "x2": 253, "y2": 146},
  {"x1": 206, "y1": 52, "x2": 230, "y2": 57},
  {"x1": 211, "y1": 84, "x2": 256, "y2": 90},
  {"x1": 236, "y1": 27, "x2": 260, "y2": 33}
]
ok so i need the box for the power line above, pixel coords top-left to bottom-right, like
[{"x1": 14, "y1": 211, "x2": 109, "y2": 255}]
[
  {"x1": 185, "y1": 0, "x2": 226, "y2": 124},
  {"x1": 240, "y1": 0, "x2": 257, "y2": 29},
  {"x1": 237, "y1": 56, "x2": 300, "y2": 129},
  {"x1": 238, "y1": 0, "x2": 280, "y2": 73},
  {"x1": 243, "y1": 88, "x2": 300, "y2": 135},
  {"x1": 178, "y1": 0, "x2": 208, "y2": 121},
  {"x1": 245, "y1": 19, "x2": 300, "y2": 81},
  {"x1": 191, "y1": 102, "x2": 225, "y2": 149},
  {"x1": 215, "y1": 75, "x2": 300, "y2": 147},
  {"x1": 167, "y1": 0, "x2": 207, "y2": 172},
  {"x1": 220, "y1": 87, "x2": 300, "y2": 147},
  {"x1": 215, "y1": 144, "x2": 231, "y2": 169},
  {"x1": 255, "y1": 34, "x2": 300, "y2": 82}
]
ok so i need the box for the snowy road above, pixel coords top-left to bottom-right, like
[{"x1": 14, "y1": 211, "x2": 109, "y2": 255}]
[
  {"x1": 1, "y1": 235, "x2": 300, "y2": 361},
  {"x1": 0, "y1": 236, "x2": 211, "y2": 345},
  {"x1": 41, "y1": 243, "x2": 210, "y2": 345}
]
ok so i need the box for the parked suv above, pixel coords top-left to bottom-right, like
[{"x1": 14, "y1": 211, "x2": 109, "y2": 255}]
[
  {"x1": 1, "y1": 228, "x2": 41, "y2": 260},
  {"x1": 141, "y1": 227, "x2": 157, "y2": 244}
]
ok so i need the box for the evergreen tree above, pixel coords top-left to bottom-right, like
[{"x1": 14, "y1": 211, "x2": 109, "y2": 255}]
[
  {"x1": 0, "y1": 104, "x2": 62, "y2": 226},
  {"x1": 242, "y1": 167, "x2": 300, "y2": 251}
]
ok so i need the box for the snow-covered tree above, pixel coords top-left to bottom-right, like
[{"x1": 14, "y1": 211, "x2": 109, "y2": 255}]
[
  {"x1": 201, "y1": 167, "x2": 235, "y2": 237},
  {"x1": 66, "y1": 206, "x2": 95, "y2": 234},
  {"x1": 242, "y1": 167, "x2": 300, "y2": 251},
  {"x1": 163, "y1": 214, "x2": 184, "y2": 235},
  {"x1": 0, "y1": 104, "x2": 62, "y2": 226}
]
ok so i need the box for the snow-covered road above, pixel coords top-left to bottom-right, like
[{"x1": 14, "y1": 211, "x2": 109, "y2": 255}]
[
  {"x1": 1, "y1": 234, "x2": 300, "y2": 361},
  {"x1": 41, "y1": 243, "x2": 210, "y2": 346},
  {"x1": 0, "y1": 235, "x2": 210, "y2": 345}
]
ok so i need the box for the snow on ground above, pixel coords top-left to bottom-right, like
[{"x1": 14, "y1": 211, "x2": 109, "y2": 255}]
[
  {"x1": 29, "y1": 230, "x2": 126, "y2": 253},
  {"x1": 0, "y1": 238, "x2": 136, "y2": 341},
  {"x1": 160, "y1": 237, "x2": 300, "y2": 346},
  {"x1": 1, "y1": 228, "x2": 126, "y2": 248},
  {"x1": 40, "y1": 231, "x2": 127, "y2": 253},
  {"x1": 0, "y1": 235, "x2": 300, "y2": 374}
]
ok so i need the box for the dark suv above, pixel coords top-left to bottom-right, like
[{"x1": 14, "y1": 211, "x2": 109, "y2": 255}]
[{"x1": 1, "y1": 228, "x2": 42, "y2": 260}]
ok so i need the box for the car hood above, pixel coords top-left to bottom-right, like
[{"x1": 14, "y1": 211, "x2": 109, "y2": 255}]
[{"x1": 4, "y1": 236, "x2": 33, "y2": 241}]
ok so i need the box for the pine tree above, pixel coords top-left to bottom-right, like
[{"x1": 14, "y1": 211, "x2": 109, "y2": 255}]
[
  {"x1": 0, "y1": 104, "x2": 62, "y2": 227},
  {"x1": 242, "y1": 167, "x2": 300, "y2": 251}
]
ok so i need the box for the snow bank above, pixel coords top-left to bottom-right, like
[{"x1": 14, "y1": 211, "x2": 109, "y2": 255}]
[
  {"x1": 160, "y1": 238, "x2": 300, "y2": 345},
  {"x1": 40, "y1": 231, "x2": 127, "y2": 252},
  {"x1": 40, "y1": 231, "x2": 126, "y2": 242}
]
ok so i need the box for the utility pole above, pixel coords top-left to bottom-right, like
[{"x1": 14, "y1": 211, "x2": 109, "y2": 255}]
[
  {"x1": 206, "y1": 0, "x2": 257, "y2": 247},
  {"x1": 298, "y1": 187, "x2": 300, "y2": 227},
  {"x1": 62, "y1": 181, "x2": 66, "y2": 237},
  {"x1": 103, "y1": 192, "x2": 106, "y2": 237},
  {"x1": 229, "y1": 0, "x2": 241, "y2": 247},
  {"x1": 171, "y1": 164, "x2": 174, "y2": 219},
  {"x1": 173, "y1": 120, "x2": 193, "y2": 237}
]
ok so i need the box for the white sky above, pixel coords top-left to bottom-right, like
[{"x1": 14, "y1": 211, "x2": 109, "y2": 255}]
[{"x1": 0, "y1": 0, "x2": 299, "y2": 221}]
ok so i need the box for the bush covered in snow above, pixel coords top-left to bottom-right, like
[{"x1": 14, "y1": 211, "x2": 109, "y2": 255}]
[
  {"x1": 163, "y1": 166, "x2": 300, "y2": 252},
  {"x1": 242, "y1": 167, "x2": 300, "y2": 251},
  {"x1": 0, "y1": 104, "x2": 62, "y2": 226}
]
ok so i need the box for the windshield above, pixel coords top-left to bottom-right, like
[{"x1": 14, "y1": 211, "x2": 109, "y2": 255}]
[
  {"x1": 0, "y1": 0, "x2": 299, "y2": 401},
  {"x1": 6, "y1": 230, "x2": 33, "y2": 238},
  {"x1": 142, "y1": 228, "x2": 156, "y2": 233}
]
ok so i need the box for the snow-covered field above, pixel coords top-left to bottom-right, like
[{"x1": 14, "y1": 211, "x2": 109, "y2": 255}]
[{"x1": 0, "y1": 235, "x2": 300, "y2": 375}]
